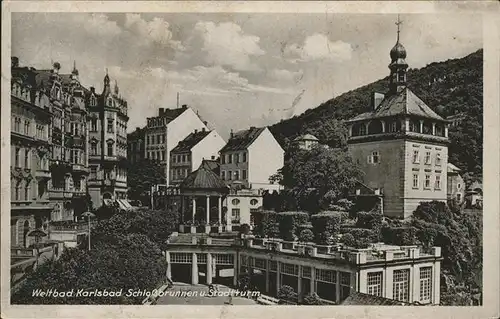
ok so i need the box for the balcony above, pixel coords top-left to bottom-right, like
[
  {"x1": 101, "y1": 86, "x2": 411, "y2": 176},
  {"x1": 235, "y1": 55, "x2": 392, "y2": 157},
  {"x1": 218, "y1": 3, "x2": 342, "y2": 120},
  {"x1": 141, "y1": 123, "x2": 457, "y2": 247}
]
[
  {"x1": 72, "y1": 164, "x2": 89, "y2": 174},
  {"x1": 49, "y1": 220, "x2": 97, "y2": 234},
  {"x1": 70, "y1": 136, "x2": 86, "y2": 149},
  {"x1": 48, "y1": 188, "x2": 73, "y2": 199},
  {"x1": 35, "y1": 169, "x2": 51, "y2": 180}
]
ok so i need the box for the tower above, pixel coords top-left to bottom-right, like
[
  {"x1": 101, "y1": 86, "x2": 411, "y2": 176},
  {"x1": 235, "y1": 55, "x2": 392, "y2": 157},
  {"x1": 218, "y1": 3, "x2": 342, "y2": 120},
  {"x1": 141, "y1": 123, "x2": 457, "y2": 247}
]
[{"x1": 345, "y1": 16, "x2": 450, "y2": 218}]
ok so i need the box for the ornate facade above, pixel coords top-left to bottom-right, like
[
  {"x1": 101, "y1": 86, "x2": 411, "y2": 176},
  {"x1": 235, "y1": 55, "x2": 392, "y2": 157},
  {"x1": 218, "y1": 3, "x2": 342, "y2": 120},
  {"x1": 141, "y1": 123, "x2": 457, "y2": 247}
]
[
  {"x1": 87, "y1": 72, "x2": 129, "y2": 208},
  {"x1": 10, "y1": 58, "x2": 90, "y2": 248}
]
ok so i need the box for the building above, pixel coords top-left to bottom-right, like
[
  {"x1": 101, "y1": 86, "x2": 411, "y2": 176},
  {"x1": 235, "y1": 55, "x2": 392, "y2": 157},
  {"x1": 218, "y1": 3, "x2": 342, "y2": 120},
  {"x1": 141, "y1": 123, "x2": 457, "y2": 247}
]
[
  {"x1": 10, "y1": 57, "x2": 91, "y2": 248},
  {"x1": 142, "y1": 105, "x2": 208, "y2": 186},
  {"x1": 447, "y1": 163, "x2": 465, "y2": 203},
  {"x1": 170, "y1": 128, "x2": 226, "y2": 186},
  {"x1": 219, "y1": 126, "x2": 284, "y2": 192},
  {"x1": 293, "y1": 133, "x2": 320, "y2": 150},
  {"x1": 345, "y1": 25, "x2": 449, "y2": 219},
  {"x1": 87, "y1": 71, "x2": 129, "y2": 207},
  {"x1": 165, "y1": 235, "x2": 442, "y2": 305},
  {"x1": 127, "y1": 127, "x2": 145, "y2": 165},
  {"x1": 465, "y1": 181, "x2": 483, "y2": 208},
  {"x1": 446, "y1": 112, "x2": 467, "y2": 128}
]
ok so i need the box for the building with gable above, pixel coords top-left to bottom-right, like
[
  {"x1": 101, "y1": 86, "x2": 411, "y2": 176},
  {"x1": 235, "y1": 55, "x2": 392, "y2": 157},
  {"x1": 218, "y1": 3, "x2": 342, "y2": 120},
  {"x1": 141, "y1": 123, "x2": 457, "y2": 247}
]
[
  {"x1": 447, "y1": 163, "x2": 465, "y2": 204},
  {"x1": 345, "y1": 22, "x2": 449, "y2": 218},
  {"x1": 293, "y1": 133, "x2": 320, "y2": 150},
  {"x1": 170, "y1": 128, "x2": 225, "y2": 186},
  {"x1": 142, "y1": 105, "x2": 208, "y2": 186}
]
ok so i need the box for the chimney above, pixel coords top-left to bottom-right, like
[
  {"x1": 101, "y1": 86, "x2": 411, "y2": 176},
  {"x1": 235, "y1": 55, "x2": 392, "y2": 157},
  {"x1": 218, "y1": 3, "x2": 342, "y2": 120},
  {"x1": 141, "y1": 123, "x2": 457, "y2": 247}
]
[
  {"x1": 203, "y1": 121, "x2": 208, "y2": 126},
  {"x1": 11, "y1": 57, "x2": 19, "y2": 68},
  {"x1": 182, "y1": 104, "x2": 187, "y2": 109},
  {"x1": 372, "y1": 92, "x2": 384, "y2": 110},
  {"x1": 211, "y1": 155, "x2": 215, "y2": 160},
  {"x1": 202, "y1": 127, "x2": 206, "y2": 132},
  {"x1": 159, "y1": 108, "x2": 165, "y2": 116},
  {"x1": 90, "y1": 87, "x2": 96, "y2": 94},
  {"x1": 194, "y1": 129, "x2": 198, "y2": 134},
  {"x1": 230, "y1": 129, "x2": 234, "y2": 138}
]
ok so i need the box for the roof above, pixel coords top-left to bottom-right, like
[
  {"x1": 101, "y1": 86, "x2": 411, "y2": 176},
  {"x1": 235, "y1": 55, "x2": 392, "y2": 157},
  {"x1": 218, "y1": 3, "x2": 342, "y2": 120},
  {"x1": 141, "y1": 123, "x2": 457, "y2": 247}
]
[
  {"x1": 180, "y1": 165, "x2": 228, "y2": 190},
  {"x1": 347, "y1": 88, "x2": 444, "y2": 123},
  {"x1": 348, "y1": 180, "x2": 380, "y2": 196},
  {"x1": 468, "y1": 181, "x2": 483, "y2": 191},
  {"x1": 171, "y1": 130, "x2": 210, "y2": 153},
  {"x1": 447, "y1": 163, "x2": 462, "y2": 173},
  {"x1": 200, "y1": 159, "x2": 220, "y2": 175},
  {"x1": 341, "y1": 292, "x2": 410, "y2": 306},
  {"x1": 294, "y1": 134, "x2": 319, "y2": 142},
  {"x1": 220, "y1": 127, "x2": 265, "y2": 152}
]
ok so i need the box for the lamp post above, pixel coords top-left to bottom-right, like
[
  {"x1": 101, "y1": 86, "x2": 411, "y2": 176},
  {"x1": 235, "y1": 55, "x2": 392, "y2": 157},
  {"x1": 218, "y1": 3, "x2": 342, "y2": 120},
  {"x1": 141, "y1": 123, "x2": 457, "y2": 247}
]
[{"x1": 82, "y1": 211, "x2": 95, "y2": 251}]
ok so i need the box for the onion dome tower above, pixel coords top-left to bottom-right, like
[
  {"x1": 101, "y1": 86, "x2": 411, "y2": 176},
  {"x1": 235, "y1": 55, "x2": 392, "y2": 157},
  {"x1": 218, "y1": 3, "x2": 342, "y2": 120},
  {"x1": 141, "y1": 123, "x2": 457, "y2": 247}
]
[{"x1": 388, "y1": 15, "x2": 408, "y2": 95}]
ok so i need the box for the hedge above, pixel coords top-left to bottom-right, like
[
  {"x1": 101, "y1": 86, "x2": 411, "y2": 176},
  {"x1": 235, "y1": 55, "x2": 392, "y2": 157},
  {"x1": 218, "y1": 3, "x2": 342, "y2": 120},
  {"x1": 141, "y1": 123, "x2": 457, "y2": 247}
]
[
  {"x1": 277, "y1": 212, "x2": 309, "y2": 241},
  {"x1": 355, "y1": 211, "x2": 383, "y2": 230},
  {"x1": 310, "y1": 211, "x2": 343, "y2": 245},
  {"x1": 251, "y1": 210, "x2": 279, "y2": 238},
  {"x1": 381, "y1": 226, "x2": 417, "y2": 246},
  {"x1": 342, "y1": 227, "x2": 379, "y2": 248}
]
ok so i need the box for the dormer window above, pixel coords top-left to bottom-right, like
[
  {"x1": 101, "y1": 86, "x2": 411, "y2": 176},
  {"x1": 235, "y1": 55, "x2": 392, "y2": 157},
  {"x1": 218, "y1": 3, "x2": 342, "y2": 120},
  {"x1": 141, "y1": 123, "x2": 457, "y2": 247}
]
[{"x1": 90, "y1": 96, "x2": 97, "y2": 107}]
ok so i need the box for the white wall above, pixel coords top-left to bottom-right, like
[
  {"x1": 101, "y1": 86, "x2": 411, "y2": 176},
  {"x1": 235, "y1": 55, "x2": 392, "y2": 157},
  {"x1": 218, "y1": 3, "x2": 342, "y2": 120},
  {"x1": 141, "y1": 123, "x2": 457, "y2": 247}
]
[
  {"x1": 165, "y1": 109, "x2": 207, "y2": 185},
  {"x1": 191, "y1": 130, "x2": 226, "y2": 171},
  {"x1": 247, "y1": 128, "x2": 284, "y2": 191}
]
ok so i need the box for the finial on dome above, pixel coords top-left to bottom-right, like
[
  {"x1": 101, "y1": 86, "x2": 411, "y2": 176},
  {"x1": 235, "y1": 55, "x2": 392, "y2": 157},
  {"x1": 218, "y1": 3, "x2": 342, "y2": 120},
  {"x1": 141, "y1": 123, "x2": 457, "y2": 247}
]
[
  {"x1": 396, "y1": 14, "x2": 402, "y2": 43},
  {"x1": 114, "y1": 80, "x2": 119, "y2": 95},
  {"x1": 72, "y1": 60, "x2": 79, "y2": 76}
]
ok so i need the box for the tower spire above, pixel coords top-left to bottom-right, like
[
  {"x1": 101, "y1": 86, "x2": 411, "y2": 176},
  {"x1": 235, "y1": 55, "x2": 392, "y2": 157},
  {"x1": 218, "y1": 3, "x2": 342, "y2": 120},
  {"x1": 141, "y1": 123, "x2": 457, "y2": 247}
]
[{"x1": 395, "y1": 14, "x2": 403, "y2": 43}]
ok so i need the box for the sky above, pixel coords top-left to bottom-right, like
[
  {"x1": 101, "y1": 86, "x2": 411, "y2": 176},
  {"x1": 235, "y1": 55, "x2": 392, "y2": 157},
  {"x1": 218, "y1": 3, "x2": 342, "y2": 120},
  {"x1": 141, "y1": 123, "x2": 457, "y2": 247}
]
[{"x1": 12, "y1": 13, "x2": 482, "y2": 139}]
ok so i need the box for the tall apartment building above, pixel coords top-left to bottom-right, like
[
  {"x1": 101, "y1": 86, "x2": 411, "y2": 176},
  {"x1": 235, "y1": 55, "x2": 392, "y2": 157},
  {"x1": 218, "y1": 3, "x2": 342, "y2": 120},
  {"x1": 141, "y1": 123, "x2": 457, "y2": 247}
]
[
  {"x1": 169, "y1": 128, "x2": 226, "y2": 186},
  {"x1": 345, "y1": 28, "x2": 449, "y2": 218},
  {"x1": 127, "y1": 127, "x2": 146, "y2": 165},
  {"x1": 142, "y1": 105, "x2": 208, "y2": 186},
  {"x1": 10, "y1": 58, "x2": 90, "y2": 247},
  {"x1": 87, "y1": 72, "x2": 129, "y2": 207}
]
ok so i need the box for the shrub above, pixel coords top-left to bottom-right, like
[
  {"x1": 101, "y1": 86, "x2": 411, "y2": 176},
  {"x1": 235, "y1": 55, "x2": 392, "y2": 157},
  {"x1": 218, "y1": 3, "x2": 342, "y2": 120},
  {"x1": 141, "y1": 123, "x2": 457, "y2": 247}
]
[
  {"x1": 277, "y1": 211, "x2": 309, "y2": 241},
  {"x1": 342, "y1": 228, "x2": 378, "y2": 248},
  {"x1": 355, "y1": 211, "x2": 383, "y2": 229},
  {"x1": 302, "y1": 292, "x2": 323, "y2": 305},
  {"x1": 341, "y1": 233, "x2": 356, "y2": 247},
  {"x1": 310, "y1": 211, "x2": 343, "y2": 245},
  {"x1": 299, "y1": 229, "x2": 315, "y2": 243},
  {"x1": 252, "y1": 210, "x2": 279, "y2": 238},
  {"x1": 381, "y1": 226, "x2": 417, "y2": 246},
  {"x1": 278, "y1": 285, "x2": 297, "y2": 303}
]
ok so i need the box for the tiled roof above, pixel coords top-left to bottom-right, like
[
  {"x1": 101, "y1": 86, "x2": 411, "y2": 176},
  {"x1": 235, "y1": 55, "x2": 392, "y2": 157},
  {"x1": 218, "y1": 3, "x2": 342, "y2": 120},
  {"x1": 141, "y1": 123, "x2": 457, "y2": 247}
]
[
  {"x1": 220, "y1": 127, "x2": 265, "y2": 152},
  {"x1": 447, "y1": 163, "x2": 461, "y2": 173},
  {"x1": 180, "y1": 165, "x2": 228, "y2": 190},
  {"x1": 171, "y1": 130, "x2": 210, "y2": 153},
  {"x1": 347, "y1": 88, "x2": 444, "y2": 122},
  {"x1": 200, "y1": 159, "x2": 220, "y2": 175},
  {"x1": 160, "y1": 108, "x2": 186, "y2": 121},
  {"x1": 341, "y1": 292, "x2": 410, "y2": 306}
]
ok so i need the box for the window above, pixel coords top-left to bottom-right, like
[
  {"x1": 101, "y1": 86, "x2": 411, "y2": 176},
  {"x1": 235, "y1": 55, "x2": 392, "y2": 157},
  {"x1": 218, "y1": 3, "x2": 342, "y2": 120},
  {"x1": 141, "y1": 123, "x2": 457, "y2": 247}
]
[
  {"x1": 107, "y1": 119, "x2": 114, "y2": 133},
  {"x1": 232, "y1": 198, "x2": 240, "y2": 205},
  {"x1": 457, "y1": 183, "x2": 461, "y2": 190},
  {"x1": 254, "y1": 258, "x2": 266, "y2": 270},
  {"x1": 372, "y1": 151, "x2": 380, "y2": 164},
  {"x1": 221, "y1": 155, "x2": 226, "y2": 164},
  {"x1": 250, "y1": 199, "x2": 258, "y2": 206},
  {"x1": 147, "y1": 135, "x2": 150, "y2": 145},
  {"x1": 316, "y1": 269, "x2": 336, "y2": 283},
  {"x1": 90, "y1": 96, "x2": 97, "y2": 107},
  {"x1": 359, "y1": 125, "x2": 366, "y2": 135},
  {"x1": 24, "y1": 149, "x2": 30, "y2": 168},
  {"x1": 24, "y1": 180, "x2": 30, "y2": 201},
  {"x1": 196, "y1": 253, "x2": 207, "y2": 264},
  {"x1": 231, "y1": 209, "x2": 240, "y2": 222},
  {"x1": 15, "y1": 182, "x2": 21, "y2": 201},
  {"x1": 157, "y1": 151, "x2": 161, "y2": 161},
  {"x1": 425, "y1": 151, "x2": 431, "y2": 165},
  {"x1": 340, "y1": 272, "x2": 351, "y2": 300},
  {"x1": 242, "y1": 152, "x2": 247, "y2": 162},
  {"x1": 90, "y1": 166, "x2": 97, "y2": 179},
  {"x1": 367, "y1": 272, "x2": 383, "y2": 297},
  {"x1": 214, "y1": 254, "x2": 234, "y2": 265},
  {"x1": 435, "y1": 153, "x2": 442, "y2": 166},
  {"x1": 91, "y1": 118, "x2": 97, "y2": 131},
  {"x1": 424, "y1": 175, "x2": 431, "y2": 189},
  {"x1": 413, "y1": 173, "x2": 419, "y2": 189},
  {"x1": 228, "y1": 154, "x2": 232, "y2": 164},
  {"x1": 234, "y1": 153, "x2": 239, "y2": 163},
  {"x1": 390, "y1": 122, "x2": 398, "y2": 132},
  {"x1": 457, "y1": 193, "x2": 462, "y2": 201},
  {"x1": 161, "y1": 151, "x2": 165, "y2": 161},
  {"x1": 412, "y1": 150, "x2": 420, "y2": 163},
  {"x1": 172, "y1": 155, "x2": 177, "y2": 163},
  {"x1": 182, "y1": 155, "x2": 186, "y2": 162},
  {"x1": 157, "y1": 135, "x2": 161, "y2": 144},
  {"x1": 107, "y1": 142, "x2": 113, "y2": 156},
  {"x1": 170, "y1": 252, "x2": 192, "y2": 263},
  {"x1": 242, "y1": 170, "x2": 247, "y2": 179},
  {"x1": 15, "y1": 147, "x2": 20, "y2": 167},
  {"x1": 91, "y1": 143, "x2": 97, "y2": 156},
  {"x1": 280, "y1": 263, "x2": 299, "y2": 276},
  {"x1": 393, "y1": 269, "x2": 410, "y2": 302},
  {"x1": 227, "y1": 170, "x2": 232, "y2": 180},
  {"x1": 234, "y1": 170, "x2": 240, "y2": 180},
  {"x1": 301, "y1": 266, "x2": 311, "y2": 278},
  {"x1": 24, "y1": 120, "x2": 30, "y2": 135},
  {"x1": 435, "y1": 175, "x2": 441, "y2": 190},
  {"x1": 419, "y1": 267, "x2": 432, "y2": 303}
]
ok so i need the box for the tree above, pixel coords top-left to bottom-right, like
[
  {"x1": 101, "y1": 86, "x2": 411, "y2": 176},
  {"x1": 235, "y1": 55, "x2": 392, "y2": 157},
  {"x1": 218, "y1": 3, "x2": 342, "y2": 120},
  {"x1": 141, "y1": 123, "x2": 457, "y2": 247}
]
[
  {"x1": 277, "y1": 146, "x2": 363, "y2": 212},
  {"x1": 298, "y1": 229, "x2": 315, "y2": 243},
  {"x1": 127, "y1": 158, "x2": 166, "y2": 203},
  {"x1": 277, "y1": 285, "x2": 297, "y2": 304}
]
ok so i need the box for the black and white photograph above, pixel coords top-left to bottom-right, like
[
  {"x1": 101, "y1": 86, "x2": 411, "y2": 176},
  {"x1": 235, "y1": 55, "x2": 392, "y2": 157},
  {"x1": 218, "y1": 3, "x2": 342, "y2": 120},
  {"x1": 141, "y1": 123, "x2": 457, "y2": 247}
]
[{"x1": 1, "y1": 1, "x2": 499, "y2": 319}]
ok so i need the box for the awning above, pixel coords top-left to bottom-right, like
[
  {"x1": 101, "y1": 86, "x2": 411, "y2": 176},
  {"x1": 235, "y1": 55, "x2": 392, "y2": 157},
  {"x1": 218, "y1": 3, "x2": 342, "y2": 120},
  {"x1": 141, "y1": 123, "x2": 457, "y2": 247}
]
[
  {"x1": 116, "y1": 199, "x2": 128, "y2": 210},
  {"x1": 121, "y1": 199, "x2": 134, "y2": 209}
]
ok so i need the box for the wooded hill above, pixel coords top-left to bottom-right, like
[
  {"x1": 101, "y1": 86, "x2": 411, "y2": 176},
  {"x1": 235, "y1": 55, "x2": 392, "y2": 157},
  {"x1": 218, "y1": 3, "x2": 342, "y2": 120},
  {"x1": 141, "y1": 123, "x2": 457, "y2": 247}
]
[{"x1": 269, "y1": 49, "x2": 483, "y2": 180}]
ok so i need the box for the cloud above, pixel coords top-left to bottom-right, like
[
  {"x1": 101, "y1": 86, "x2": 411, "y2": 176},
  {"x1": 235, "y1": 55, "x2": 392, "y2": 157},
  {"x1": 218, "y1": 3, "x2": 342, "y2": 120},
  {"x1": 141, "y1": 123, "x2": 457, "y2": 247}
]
[
  {"x1": 124, "y1": 14, "x2": 185, "y2": 51},
  {"x1": 284, "y1": 33, "x2": 353, "y2": 62},
  {"x1": 186, "y1": 21, "x2": 265, "y2": 71},
  {"x1": 269, "y1": 68, "x2": 304, "y2": 84}
]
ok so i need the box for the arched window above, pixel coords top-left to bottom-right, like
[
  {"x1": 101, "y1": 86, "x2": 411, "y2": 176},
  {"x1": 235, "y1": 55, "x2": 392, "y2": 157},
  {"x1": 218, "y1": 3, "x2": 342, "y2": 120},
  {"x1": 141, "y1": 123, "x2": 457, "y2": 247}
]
[
  {"x1": 250, "y1": 199, "x2": 259, "y2": 206},
  {"x1": 232, "y1": 198, "x2": 240, "y2": 205},
  {"x1": 107, "y1": 140, "x2": 114, "y2": 156}
]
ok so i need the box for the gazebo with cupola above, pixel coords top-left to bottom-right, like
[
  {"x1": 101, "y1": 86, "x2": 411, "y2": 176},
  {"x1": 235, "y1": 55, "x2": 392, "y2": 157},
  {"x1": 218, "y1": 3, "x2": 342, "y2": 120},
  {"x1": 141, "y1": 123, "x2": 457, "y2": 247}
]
[{"x1": 178, "y1": 161, "x2": 230, "y2": 234}]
